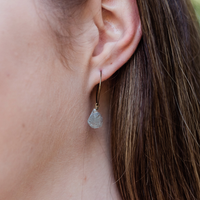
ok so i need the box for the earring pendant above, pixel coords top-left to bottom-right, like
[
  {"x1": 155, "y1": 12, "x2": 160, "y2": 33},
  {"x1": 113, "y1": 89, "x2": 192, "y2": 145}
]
[{"x1": 88, "y1": 108, "x2": 103, "y2": 129}]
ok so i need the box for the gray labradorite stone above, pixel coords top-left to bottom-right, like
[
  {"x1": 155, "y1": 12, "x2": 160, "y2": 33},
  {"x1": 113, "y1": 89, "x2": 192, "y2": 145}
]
[{"x1": 88, "y1": 109, "x2": 103, "y2": 129}]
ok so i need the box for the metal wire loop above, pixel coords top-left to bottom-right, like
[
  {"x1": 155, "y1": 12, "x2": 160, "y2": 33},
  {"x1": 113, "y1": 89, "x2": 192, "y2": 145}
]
[{"x1": 95, "y1": 70, "x2": 102, "y2": 110}]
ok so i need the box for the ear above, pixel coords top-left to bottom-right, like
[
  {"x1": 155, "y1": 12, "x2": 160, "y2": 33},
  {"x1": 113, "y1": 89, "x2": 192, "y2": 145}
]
[{"x1": 88, "y1": 0, "x2": 142, "y2": 89}]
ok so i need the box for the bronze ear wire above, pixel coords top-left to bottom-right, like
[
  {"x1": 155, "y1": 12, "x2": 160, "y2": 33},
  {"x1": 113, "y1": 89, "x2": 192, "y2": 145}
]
[
  {"x1": 95, "y1": 70, "x2": 102, "y2": 110},
  {"x1": 87, "y1": 71, "x2": 103, "y2": 129}
]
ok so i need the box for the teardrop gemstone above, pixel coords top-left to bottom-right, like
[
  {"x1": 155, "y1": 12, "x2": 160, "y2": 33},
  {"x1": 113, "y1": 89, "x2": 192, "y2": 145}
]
[{"x1": 87, "y1": 109, "x2": 103, "y2": 129}]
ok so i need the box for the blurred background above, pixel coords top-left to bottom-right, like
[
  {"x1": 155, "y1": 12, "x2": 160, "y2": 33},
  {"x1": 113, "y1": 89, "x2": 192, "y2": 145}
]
[{"x1": 192, "y1": 0, "x2": 200, "y2": 22}]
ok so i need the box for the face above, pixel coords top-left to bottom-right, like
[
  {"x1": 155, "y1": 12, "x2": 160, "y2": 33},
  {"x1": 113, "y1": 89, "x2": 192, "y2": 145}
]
[
  {"x1": 0, "y1": 0, "x2": 142, "y2": 197},
  {"x1": 0, "y1": 0, "x2": 86, "y2": 196}
]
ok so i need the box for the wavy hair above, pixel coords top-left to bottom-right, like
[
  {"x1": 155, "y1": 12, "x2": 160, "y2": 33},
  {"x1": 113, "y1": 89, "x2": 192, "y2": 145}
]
[{"x1": 110, "y1": 0, "x2": 200, "y2": 199}]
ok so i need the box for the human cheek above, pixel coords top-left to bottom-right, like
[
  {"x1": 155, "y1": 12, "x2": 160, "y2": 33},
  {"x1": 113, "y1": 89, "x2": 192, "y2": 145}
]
[{"x1": 0, "y1": 0, "x2": 56, "y2": 196}]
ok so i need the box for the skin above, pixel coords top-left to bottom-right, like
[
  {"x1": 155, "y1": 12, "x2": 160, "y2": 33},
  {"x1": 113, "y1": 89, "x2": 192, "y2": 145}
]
[{"x1": 0, "y1": 0, "x2": 141, "y2": 199}]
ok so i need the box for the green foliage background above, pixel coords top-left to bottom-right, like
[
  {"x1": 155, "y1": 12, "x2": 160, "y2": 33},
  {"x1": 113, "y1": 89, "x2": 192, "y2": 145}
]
[{"x1": 191, "y1": 0, "x2": 200, "y2": 22}]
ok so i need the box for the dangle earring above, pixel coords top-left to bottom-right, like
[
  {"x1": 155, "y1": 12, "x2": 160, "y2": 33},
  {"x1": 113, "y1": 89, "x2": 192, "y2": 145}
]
[{"x1": 87, "y1": 70, "x2": 103, "y2": 129}]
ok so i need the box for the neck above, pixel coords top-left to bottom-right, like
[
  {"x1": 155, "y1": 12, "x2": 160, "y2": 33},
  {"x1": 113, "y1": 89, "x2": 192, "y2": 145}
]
[
  {"x1": 16, "y1": 140, "x2": 120, "y2": 200},
  {"x1": 9, "y1": 82, "x2": 121, "y2": 200}
]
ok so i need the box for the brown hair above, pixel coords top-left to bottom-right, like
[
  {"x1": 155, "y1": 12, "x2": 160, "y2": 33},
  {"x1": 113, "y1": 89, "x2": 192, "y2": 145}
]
[
  {"x1": 110, "y1": 0, "x2": 200, "y2": 199},
  {"x1": 50, "y1": 0, "x2": 200, "y2": 199}
]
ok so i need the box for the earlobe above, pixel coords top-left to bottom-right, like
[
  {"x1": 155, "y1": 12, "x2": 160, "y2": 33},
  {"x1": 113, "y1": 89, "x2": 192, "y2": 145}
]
[{"x1": 89, "y1": 0, "x2": 142, "y2": 88}]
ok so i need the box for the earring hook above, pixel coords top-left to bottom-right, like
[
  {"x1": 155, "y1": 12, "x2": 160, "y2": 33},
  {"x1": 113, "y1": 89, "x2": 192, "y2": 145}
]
[{"x1": 95, "y1": 70, "x2": 102, "y2": 110}]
